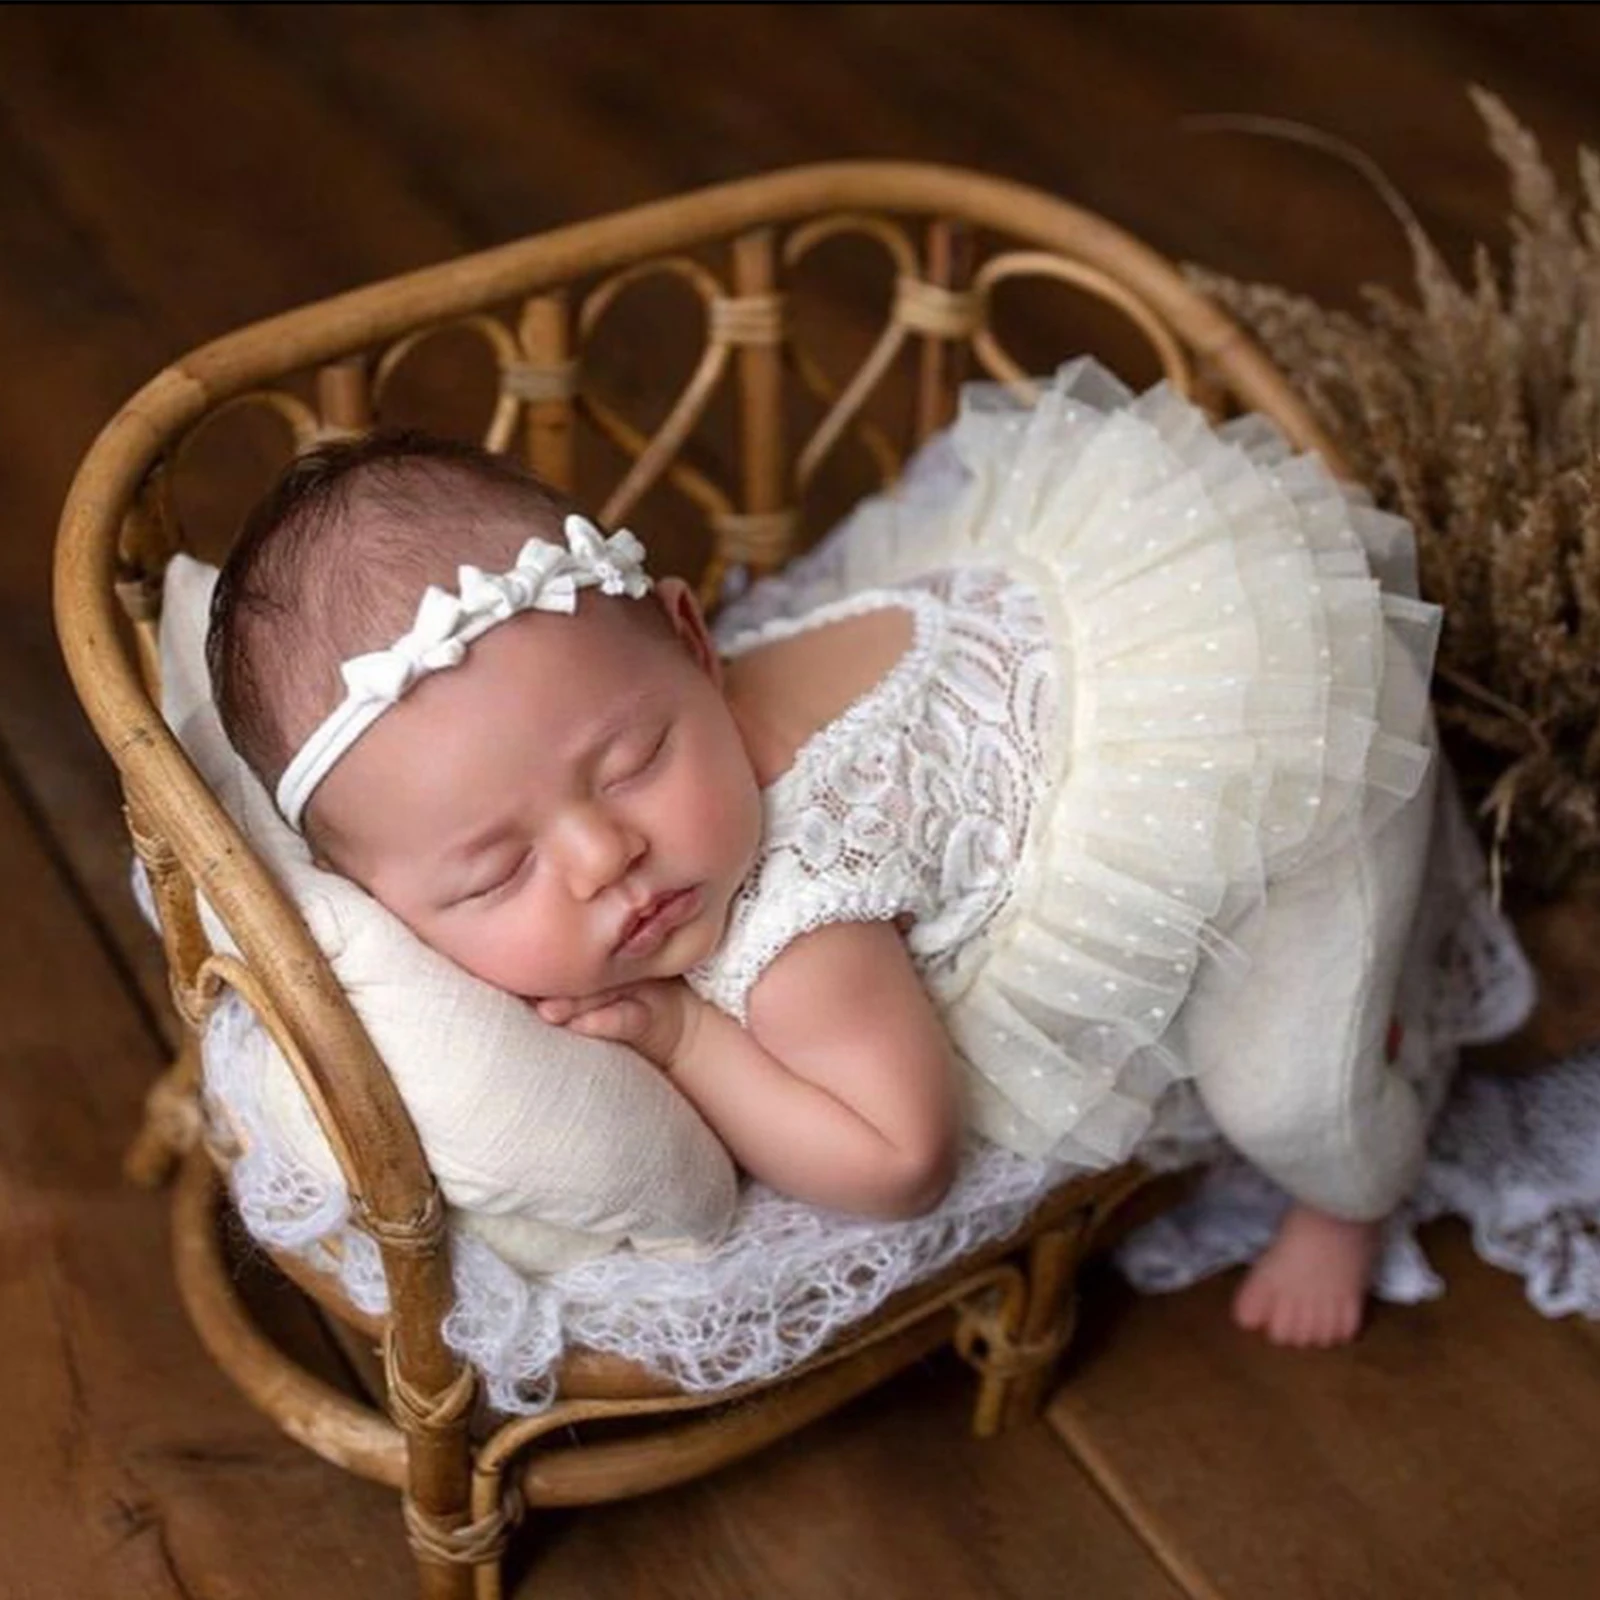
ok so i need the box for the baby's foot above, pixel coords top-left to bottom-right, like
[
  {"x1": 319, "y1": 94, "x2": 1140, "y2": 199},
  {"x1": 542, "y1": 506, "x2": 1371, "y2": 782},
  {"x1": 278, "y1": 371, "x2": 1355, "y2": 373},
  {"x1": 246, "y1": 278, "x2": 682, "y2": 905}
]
[{"x1": 1231, "y1": 1203, "x2": 1381, "y2": 1347}]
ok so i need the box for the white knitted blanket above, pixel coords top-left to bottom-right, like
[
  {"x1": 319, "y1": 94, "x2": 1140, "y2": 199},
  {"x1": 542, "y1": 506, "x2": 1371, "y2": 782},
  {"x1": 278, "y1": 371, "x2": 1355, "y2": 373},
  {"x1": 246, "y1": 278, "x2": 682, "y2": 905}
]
[{"x1": 181, "y1": 764, "x2": 1557, "y2": 1416}]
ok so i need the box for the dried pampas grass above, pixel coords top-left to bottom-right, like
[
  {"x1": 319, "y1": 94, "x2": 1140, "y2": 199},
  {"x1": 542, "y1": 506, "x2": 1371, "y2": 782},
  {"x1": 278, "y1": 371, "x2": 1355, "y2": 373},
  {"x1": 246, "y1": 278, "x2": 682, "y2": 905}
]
[{"x1": 1192, "y1": 90, "x2": 1600, "y2": 901}]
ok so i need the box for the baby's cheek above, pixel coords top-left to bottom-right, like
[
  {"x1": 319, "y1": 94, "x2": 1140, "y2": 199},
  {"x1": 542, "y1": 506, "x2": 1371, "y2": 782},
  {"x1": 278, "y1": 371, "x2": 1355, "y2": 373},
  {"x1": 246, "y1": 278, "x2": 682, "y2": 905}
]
[
  {"x1": 508, "y1": 921, "x2": 597, "y2": 998},
  {"x1": 699, "y1": 768, "x2": 759, "y2": 863},
  {"x1": 436, "y1": 921, "x2": 511, "y2": 990},
  {"x1": 668, "y1": 719, "x2": 761, "y2": 875},
  {"x1": 433, "y1": 906, "x2": 560, "y2": 999}
]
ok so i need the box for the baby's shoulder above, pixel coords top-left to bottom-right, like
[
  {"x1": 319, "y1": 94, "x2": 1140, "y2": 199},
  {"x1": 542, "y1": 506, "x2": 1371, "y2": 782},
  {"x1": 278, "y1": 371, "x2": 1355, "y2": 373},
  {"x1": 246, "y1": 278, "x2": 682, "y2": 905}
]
[{"x1": 721, "y1": 598, "x2": 918, "y2": 788}]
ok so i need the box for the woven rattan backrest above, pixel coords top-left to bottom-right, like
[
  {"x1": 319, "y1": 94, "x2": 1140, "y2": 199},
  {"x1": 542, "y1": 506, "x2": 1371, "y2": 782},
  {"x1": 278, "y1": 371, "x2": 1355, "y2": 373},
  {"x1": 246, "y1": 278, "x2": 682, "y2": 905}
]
[{"x1": 54, "y1": 163, "x2": 1339, "y2": 1382}]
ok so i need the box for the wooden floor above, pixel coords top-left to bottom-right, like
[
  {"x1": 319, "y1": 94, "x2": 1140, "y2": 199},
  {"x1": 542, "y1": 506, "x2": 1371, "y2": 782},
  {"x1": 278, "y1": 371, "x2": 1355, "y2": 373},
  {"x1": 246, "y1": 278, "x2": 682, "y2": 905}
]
[{"x1": 5, "y1": 6, "x2": 1599, "y2": 1596}]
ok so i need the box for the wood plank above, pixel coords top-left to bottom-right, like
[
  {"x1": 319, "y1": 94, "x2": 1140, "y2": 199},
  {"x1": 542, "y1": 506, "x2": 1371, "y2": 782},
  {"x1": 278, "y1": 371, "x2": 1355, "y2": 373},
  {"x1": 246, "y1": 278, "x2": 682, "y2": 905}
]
[
  {"x1": 0, "y1": 6, "x2": 465, "y2": 343},
  {"x1": 0, "y1": 772, "x2": 416, "y2": 1598},
  {"x1": 1048, "y1": 1224, "x2": 1600, "y2": 1600},
  {"x1": 0, "y1": 95, "x2": 183, "y2": 1041},
  {"x1": 229, "y1": 5, "x2": 669, "y2": 234},
  {"x1": 0, "y1": 1, "x2": 478, "y2": 1042},
  {"x1": 510, "y1": 1353, "x2": 1186, "y2": 1600}
]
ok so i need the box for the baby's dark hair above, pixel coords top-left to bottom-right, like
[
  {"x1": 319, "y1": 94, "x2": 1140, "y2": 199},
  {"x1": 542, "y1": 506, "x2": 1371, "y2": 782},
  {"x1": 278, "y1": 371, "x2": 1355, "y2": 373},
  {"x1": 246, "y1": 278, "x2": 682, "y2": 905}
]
[{"x1": 208, "y1": 430, "x2": 588, "y2": 796}]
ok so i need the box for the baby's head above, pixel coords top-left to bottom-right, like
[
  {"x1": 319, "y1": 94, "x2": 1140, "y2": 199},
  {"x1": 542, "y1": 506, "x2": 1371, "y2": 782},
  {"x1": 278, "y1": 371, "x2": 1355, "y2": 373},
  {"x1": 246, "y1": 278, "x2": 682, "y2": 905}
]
[{"x1": 209, "y1": 432, "x2": 763, "y2": 1000}]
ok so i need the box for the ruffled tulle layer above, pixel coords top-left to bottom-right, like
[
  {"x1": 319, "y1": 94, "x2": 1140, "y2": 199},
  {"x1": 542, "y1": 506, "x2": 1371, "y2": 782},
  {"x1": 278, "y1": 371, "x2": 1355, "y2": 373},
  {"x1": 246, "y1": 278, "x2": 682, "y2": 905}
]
[{"x1": 781, "y1": 361, "x2": 1442, "y2": 1169}]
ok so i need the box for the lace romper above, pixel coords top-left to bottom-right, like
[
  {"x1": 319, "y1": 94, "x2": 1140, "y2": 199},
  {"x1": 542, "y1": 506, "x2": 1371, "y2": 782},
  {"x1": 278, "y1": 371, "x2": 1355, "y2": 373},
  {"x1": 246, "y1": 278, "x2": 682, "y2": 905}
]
[{"x1": 690, "y1": 363, "x2": 1442, "y2": 1173}]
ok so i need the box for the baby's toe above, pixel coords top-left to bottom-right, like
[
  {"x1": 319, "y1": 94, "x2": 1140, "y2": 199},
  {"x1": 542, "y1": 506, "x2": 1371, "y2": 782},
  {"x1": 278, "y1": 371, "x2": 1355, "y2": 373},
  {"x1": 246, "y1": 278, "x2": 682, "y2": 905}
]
[
  {"x1": 1301, "y1": 1301, "x2": 1339, "y2": 1348},
  {"x1": 1291, "y1": 1303, "x2": 1327, "y2": 1348},
  {"x1": 1263, "y1": 1297, "x2": 1304, "y2": 1347},
  {"x1": 1330, "y1": 1294, "x2": 1364, "y2": 1345},
  {"x1": 1231, "y1": 1273, "x2": 1272, "y2": 1332},
  {"x1": 1307, "y1": 1293, "x2": 1361, "y2": 1348}
]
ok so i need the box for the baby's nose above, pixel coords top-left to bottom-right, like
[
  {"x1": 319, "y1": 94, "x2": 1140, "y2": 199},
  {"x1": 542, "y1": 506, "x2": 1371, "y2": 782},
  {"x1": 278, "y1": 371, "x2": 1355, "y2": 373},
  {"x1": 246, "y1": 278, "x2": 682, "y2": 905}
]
[{"x1": 560, "y1": 805, "x2": 645, "y2": 897}]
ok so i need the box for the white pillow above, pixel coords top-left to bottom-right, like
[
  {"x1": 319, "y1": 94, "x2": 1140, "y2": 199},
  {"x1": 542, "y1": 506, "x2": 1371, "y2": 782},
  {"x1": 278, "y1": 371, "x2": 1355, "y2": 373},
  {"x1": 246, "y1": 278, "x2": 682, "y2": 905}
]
[{"x1": 160, "y1": 554, "x2": 738, "y2": 1273}]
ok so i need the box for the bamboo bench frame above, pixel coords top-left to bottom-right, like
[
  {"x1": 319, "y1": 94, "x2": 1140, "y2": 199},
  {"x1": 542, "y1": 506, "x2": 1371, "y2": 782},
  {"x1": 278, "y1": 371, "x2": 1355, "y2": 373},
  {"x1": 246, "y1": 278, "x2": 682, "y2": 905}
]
[{"x1": 54, "y1": 162, "x2": 1341, "y2": 1599}]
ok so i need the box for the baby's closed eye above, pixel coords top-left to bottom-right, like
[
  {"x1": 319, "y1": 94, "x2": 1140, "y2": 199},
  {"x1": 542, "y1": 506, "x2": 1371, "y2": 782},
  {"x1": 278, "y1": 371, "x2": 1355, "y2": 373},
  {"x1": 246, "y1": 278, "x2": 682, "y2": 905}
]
[
  {"x1": 600, "y1": 725, "x2": 671, "y2": 792},
  {"x1": 452, "y1": 848, "x2": 535, "y2": 906}
]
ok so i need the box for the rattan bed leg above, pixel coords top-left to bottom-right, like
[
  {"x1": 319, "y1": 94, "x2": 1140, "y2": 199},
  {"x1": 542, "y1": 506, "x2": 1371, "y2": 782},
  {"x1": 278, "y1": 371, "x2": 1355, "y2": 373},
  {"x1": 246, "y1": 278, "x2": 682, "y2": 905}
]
[
  {"x1": 1000, "y1": 1224, "x2": 1082, "y2": 1429},
  {"x1": 404, "y1": 1454, "x2": 521, "y2": 1600},
  {"x1": 414, "y1": 1549, "x2": 475, "y2": 1600},
  {"x1": 961, "y1": 1223, "x2": 1083, "y2": 1439},
  {"x1": 124, "y1": 1029, "x2": 203, "y2": 1187},
  {"x1": 403, "y1": 1432, "x2": 486, "y2": 1600},
  {"x1": 383, "y1": 1308, "x2": 497, "y2": 1600}
]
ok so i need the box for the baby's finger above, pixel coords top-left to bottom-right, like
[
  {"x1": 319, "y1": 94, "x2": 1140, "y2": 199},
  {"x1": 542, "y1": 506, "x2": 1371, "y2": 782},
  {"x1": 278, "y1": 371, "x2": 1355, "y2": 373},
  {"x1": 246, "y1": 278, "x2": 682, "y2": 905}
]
[
  {"x1": 538, "y1": 990, "x2": 627, "y2": 1025},
  {"x1": 566, "y1": 1000, "x2": 645, "y2": 1042}
]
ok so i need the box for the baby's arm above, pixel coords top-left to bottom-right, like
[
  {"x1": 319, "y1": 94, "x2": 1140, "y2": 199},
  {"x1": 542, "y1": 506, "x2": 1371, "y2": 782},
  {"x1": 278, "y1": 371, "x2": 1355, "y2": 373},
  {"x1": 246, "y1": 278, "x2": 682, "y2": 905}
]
[{"x1": 541, "y1": 922, "x2": 962, "y2": 1219}]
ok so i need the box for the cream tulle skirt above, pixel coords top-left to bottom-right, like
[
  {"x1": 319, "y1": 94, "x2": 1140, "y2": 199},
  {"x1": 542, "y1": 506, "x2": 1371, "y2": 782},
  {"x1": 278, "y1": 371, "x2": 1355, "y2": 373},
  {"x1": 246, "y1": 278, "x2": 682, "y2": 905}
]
[{"x1": 737, "y1": 360, "x2": 1442, "y2": 1170}]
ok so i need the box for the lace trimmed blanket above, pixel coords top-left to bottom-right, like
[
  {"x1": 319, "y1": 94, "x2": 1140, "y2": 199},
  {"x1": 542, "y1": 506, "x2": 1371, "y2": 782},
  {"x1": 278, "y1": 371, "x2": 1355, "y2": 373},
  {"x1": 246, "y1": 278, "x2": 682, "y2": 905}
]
[
  {"x1": 1115, "y1": 1048, "x2": 1600, "y2": 1316},
  {"x1": 150, "y1": 419, "x2": 1598, "y2": 1414},
  {"x1": 204, "y1": 994, "x2": 1073, "y2": 1414},
  {"x1": 172, "y1": 759, "x2": 1600, "y2": 1417}
]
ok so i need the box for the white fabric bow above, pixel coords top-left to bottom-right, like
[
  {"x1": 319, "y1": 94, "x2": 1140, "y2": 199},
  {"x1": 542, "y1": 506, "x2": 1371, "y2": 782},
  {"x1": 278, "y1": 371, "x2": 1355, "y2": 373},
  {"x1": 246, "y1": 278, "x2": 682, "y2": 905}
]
[
  {"x1": 339, "y1": 584, "x2": 470, "y2": 704},
  {"x1": 457, "y1": 539, "x2": 575, "y2": 620},
  {"x1": 275, "y1": 513, "x2": 653, "y2": 829},
  {"x1": 566, "y1": 518, "x2": 652, "y2": 599}
]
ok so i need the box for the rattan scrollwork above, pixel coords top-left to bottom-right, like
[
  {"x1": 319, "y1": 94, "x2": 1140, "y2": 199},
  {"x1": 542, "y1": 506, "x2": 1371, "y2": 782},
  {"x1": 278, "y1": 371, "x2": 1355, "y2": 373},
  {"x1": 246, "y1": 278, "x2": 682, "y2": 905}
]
[{"x1": 56, "y1": 166, "x2": 1330, "y2": 1599}]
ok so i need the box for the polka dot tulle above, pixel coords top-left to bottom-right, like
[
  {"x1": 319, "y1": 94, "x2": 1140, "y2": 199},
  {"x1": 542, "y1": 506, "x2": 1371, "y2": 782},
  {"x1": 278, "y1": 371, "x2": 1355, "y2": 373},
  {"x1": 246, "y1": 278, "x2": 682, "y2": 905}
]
[{"x1": 697, "y1": 361, "x2": 1441, "y2": 1170}]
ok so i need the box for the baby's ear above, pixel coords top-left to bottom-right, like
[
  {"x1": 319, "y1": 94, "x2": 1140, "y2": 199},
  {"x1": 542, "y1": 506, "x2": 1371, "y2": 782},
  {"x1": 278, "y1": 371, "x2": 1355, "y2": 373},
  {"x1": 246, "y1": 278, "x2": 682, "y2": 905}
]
[{"x1": 653, "y1": 577, "x2": 722, "y2": 686}]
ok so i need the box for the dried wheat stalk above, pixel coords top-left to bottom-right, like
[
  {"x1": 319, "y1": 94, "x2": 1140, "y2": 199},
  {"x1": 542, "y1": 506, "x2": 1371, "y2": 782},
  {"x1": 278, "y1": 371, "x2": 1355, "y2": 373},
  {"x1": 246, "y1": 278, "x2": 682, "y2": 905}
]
[{"x1": 1191, "y1": 90, "x2": 1600, "y2": 899}]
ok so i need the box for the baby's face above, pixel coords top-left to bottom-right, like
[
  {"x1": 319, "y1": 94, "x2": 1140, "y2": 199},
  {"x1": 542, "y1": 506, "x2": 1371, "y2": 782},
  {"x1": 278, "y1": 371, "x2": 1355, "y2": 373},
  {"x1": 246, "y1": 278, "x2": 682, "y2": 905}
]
[{"x1": 310, "y1": 580, "x2": 763, "y2": 1002}]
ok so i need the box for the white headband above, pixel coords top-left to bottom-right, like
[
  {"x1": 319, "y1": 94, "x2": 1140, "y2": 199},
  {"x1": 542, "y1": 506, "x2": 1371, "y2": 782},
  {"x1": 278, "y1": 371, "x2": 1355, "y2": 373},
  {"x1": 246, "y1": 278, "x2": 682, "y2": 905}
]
[{"x1": 275, "y1": 513, "x2": 653, "y2": 831}]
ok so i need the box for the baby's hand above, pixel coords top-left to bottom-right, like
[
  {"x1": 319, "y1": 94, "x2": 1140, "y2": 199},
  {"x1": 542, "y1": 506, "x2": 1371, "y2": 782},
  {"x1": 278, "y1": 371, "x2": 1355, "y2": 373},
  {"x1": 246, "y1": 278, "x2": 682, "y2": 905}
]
[{"x1": 535, "y1": 980, "x2": 700, "y2": 1070}]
